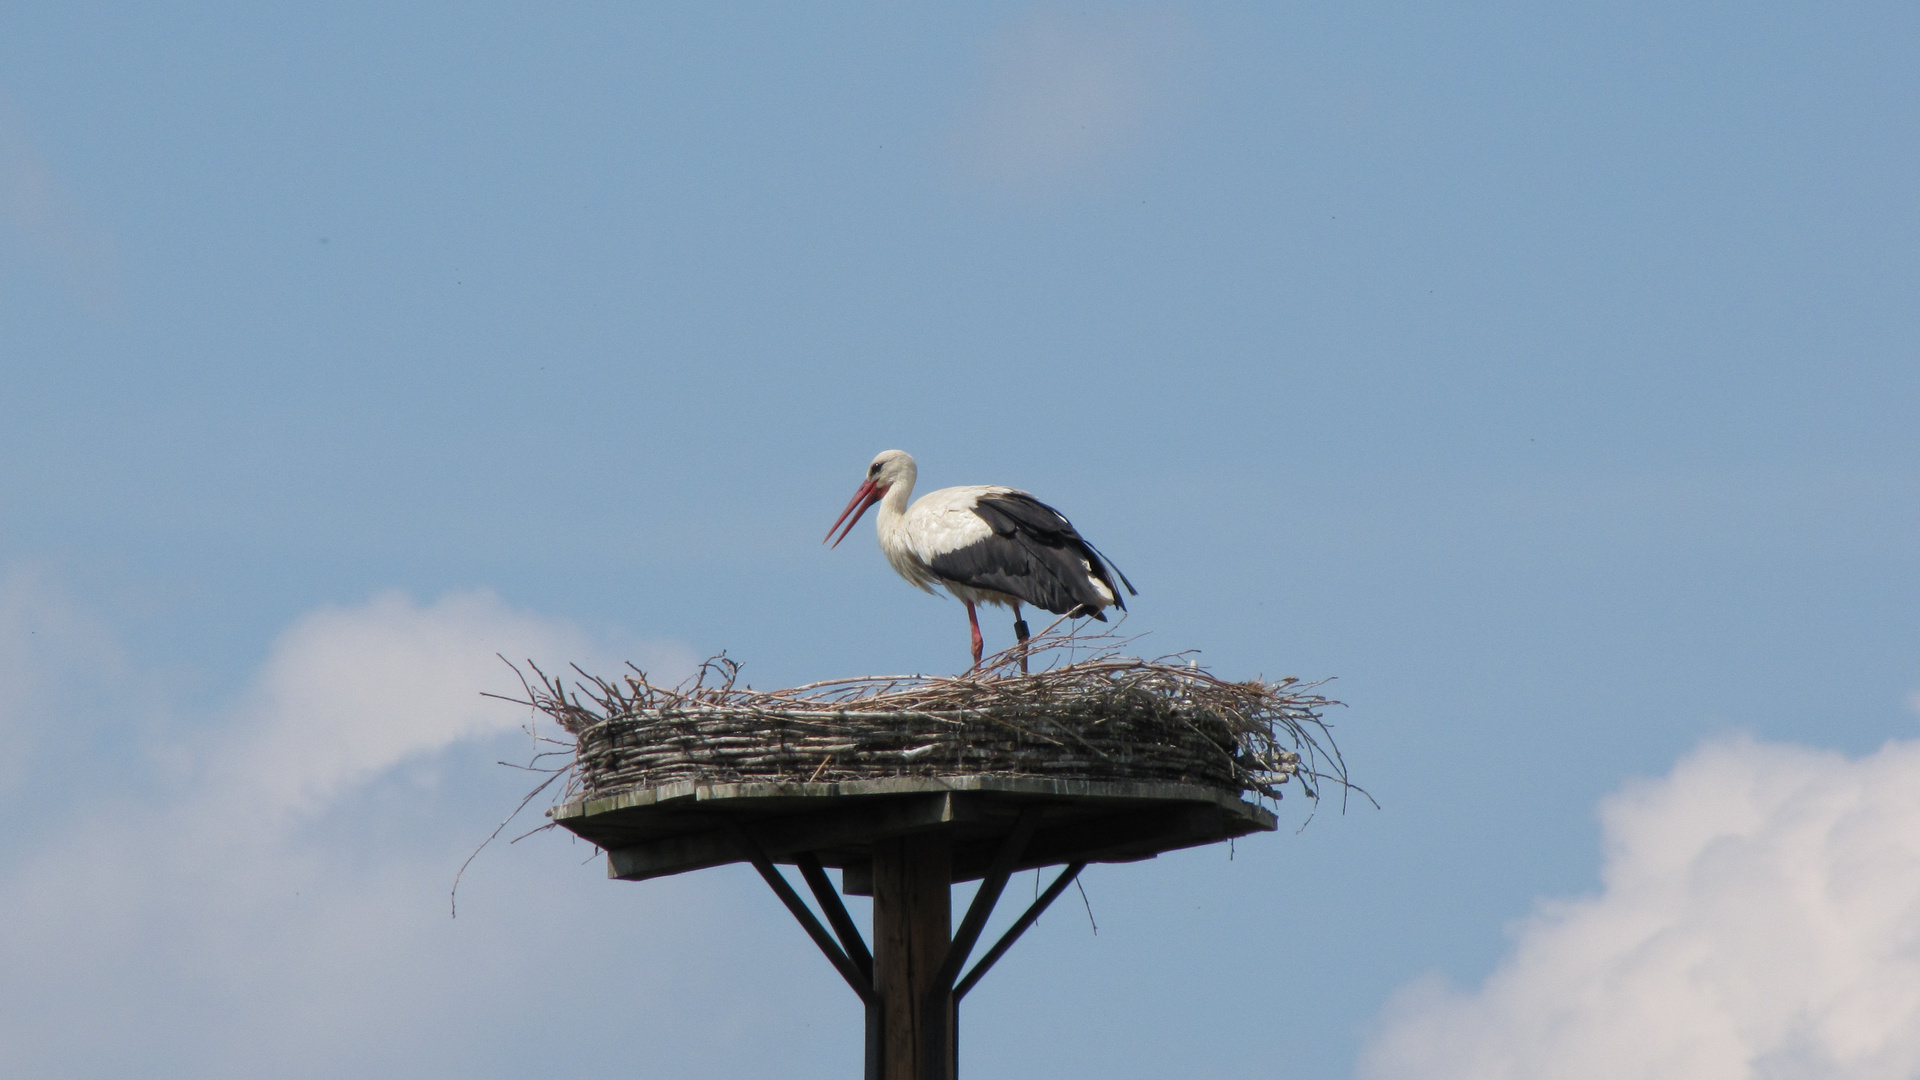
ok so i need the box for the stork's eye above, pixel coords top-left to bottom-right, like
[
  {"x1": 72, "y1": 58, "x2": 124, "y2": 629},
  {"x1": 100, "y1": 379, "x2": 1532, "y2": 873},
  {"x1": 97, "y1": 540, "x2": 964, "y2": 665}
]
[{"x1": 869, "y1": 464, "x2": 881, "y2": 476}]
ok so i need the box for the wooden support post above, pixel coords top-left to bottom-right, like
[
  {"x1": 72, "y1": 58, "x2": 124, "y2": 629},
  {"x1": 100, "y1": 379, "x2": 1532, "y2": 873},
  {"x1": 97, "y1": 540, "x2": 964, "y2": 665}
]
[{"x1": 872, "y1": 832, "x2": 952, "y2": 1080}]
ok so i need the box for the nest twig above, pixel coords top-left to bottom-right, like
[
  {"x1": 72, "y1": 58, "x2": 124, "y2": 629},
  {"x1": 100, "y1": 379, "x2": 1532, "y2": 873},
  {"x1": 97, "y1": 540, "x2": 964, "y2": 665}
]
[{"x1": 492, "y1": 628, "x2": 1352, "y2": 810}]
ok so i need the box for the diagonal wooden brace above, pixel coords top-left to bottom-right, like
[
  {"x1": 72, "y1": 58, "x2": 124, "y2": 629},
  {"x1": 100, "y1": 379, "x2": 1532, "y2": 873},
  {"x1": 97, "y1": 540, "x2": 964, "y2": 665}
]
[
  {"x1": 955, "y1": 862, "x2": 1087, "y2": 1000},
  {"x1": 726, "y1": 819, "x2": 876, "y2": 1007},
  {"x1": 796, "y1": 851, "x2": 874, "y2": 985}
]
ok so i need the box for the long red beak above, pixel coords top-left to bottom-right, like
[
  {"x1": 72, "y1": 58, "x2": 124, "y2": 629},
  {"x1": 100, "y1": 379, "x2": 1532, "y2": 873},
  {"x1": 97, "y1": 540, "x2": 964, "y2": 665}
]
[{"x1": 825, "y1": 479, "x2": 885, "y2": 548}]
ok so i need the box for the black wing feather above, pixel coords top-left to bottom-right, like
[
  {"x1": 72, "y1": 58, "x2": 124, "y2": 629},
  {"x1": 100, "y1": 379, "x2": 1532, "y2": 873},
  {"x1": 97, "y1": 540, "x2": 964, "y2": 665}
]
[{"x1": 926, "y1": 493, "x2": 1132, "y2": 619}]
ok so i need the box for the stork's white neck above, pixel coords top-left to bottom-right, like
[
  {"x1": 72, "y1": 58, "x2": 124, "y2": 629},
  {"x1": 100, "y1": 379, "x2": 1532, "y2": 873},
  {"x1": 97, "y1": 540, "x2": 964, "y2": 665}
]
[{"x1": 875, "y1": 461, "x2": 916, "y2": 536}]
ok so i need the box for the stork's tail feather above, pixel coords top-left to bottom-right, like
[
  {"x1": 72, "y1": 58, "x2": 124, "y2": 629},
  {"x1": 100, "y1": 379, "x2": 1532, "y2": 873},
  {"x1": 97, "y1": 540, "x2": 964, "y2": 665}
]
[{"x1": 1085, "y1": 541, "x2": 1137, "y2": 597}]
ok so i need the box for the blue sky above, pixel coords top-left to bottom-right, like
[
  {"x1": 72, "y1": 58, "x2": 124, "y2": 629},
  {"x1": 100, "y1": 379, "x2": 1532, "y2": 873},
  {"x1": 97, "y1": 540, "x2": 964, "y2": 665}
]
[{"x1": 4, "y1": 4, "x2": 1920, "y2": 1078}]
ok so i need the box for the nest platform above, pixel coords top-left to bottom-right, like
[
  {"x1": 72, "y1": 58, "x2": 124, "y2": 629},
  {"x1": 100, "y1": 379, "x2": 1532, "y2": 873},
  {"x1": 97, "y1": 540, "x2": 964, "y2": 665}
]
[
  {"x1": 514, "y1": 641, "x2": 1343, "y2": 1080},
  {"x1": 532, "y1": 643, "x2": 1339, "y2": 888}
]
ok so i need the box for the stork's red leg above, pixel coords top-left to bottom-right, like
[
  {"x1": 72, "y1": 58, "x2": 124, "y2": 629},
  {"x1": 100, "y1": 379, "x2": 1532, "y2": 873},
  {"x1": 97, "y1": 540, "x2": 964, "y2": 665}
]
[{"x1": 965, "y1": 600, "x2": 983, "y2": 669}]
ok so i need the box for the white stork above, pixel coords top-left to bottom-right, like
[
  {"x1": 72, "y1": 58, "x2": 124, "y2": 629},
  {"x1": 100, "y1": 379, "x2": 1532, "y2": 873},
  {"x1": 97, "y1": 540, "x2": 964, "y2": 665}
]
[{"x1": 824, "y1": 449, "x2": 1136, "y2": 667}]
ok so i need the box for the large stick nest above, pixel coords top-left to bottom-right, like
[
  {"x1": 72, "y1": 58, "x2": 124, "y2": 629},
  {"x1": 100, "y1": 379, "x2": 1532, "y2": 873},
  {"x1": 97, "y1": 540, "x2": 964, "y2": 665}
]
[{"x1": 508, "y1": 631, "x2": 1350, "y2": 809}]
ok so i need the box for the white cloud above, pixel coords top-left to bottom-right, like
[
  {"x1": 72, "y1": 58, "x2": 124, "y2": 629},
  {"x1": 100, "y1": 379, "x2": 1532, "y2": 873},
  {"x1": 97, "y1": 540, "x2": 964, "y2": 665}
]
[
  {"x1": 212, "y1": 588, "x2": 691, "y2": 818},
  {"x1": 0, "y1": 585, "x2": 766, "y2": 1079},
  {"x1": 1359, "y1": 735, "x2": 1920, "y2": 1080},
  {"x1": 950, "y1": 8, "x2": 1199, "y2": 195}
]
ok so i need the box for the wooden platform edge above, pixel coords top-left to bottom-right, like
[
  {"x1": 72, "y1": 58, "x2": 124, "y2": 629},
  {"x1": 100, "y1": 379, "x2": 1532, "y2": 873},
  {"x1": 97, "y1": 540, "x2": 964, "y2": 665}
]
[
  {"x1": 549, "y1": 776, "x2": 1280, "y2": 884},
  {"x1": 550, "y1": 774, "x2": 1274, "y2": 824}
]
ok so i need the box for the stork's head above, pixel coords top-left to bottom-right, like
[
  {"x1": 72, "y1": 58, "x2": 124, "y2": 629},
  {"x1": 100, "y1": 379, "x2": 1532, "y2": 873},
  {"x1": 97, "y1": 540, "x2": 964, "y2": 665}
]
[{"x1": 824, "y1": 449, "x2": 916, "y2": 547}]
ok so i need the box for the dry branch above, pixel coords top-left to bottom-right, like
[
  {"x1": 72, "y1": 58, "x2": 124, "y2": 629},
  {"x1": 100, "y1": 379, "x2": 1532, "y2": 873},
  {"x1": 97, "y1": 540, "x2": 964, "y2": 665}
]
[{"x1": 495, "y1": 629, "x2": 1350, "y2": 811}]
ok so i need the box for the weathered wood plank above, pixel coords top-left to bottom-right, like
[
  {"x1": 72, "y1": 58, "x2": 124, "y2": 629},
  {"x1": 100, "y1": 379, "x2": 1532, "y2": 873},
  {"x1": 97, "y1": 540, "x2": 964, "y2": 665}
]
[
  {"x1": 570, "y1": 775, "x2": 1277, "y2": 884},
  {"x1": 607, "y1": 791, "x2": 979, "y2": 881},
  {"x1": 986, "y1": 803, "x2": 1233, "y2": 875},
  {"x1": 554, "y1": 775, "x2": 1272, "y2": 828}
]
